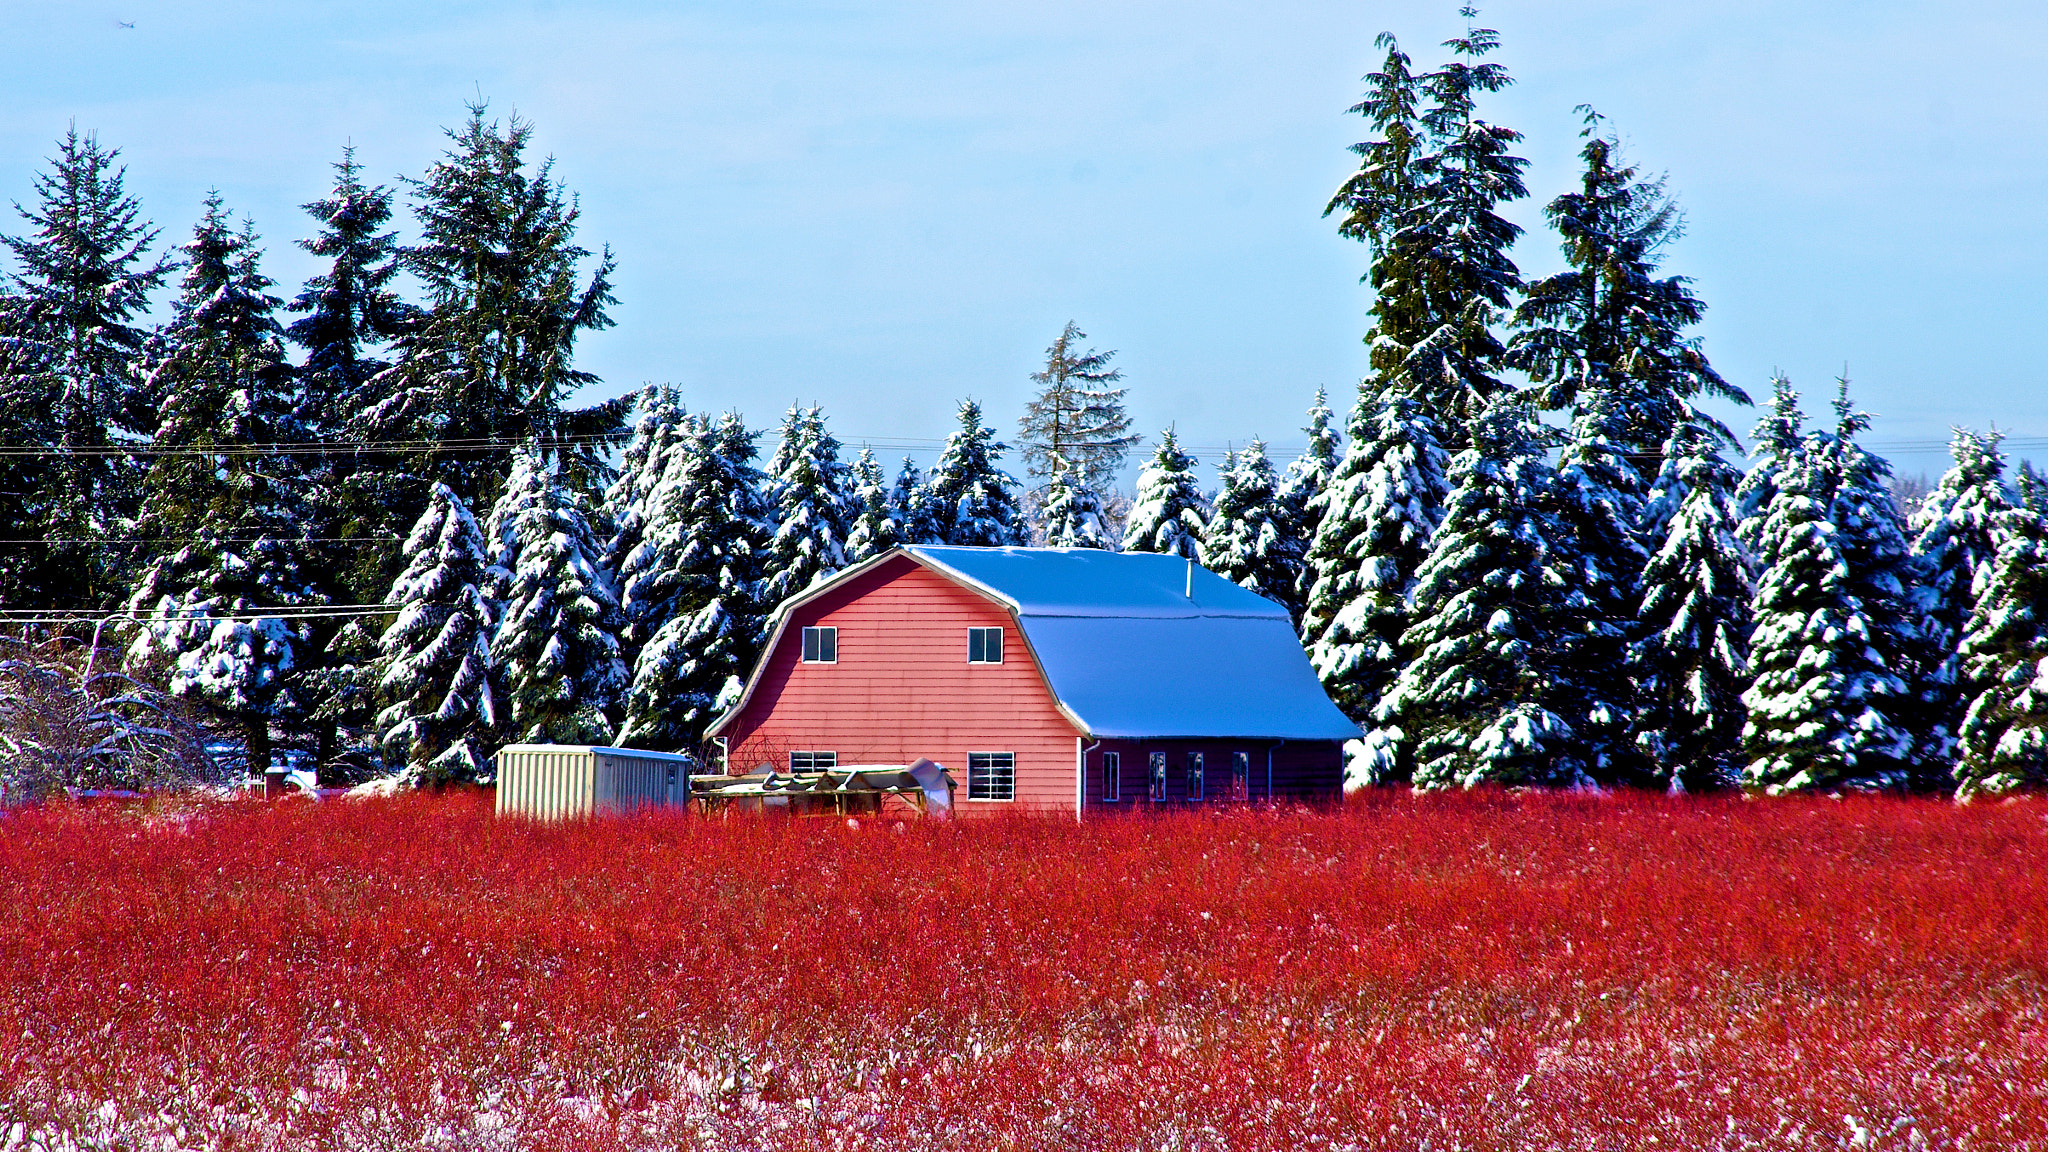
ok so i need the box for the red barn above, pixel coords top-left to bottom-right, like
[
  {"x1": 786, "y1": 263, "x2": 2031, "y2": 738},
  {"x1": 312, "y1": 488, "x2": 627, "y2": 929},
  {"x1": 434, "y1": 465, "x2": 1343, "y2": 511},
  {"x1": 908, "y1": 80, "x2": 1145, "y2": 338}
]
[{"x1": 706, "y1": 545, "x2": 1360, "y2": 816}]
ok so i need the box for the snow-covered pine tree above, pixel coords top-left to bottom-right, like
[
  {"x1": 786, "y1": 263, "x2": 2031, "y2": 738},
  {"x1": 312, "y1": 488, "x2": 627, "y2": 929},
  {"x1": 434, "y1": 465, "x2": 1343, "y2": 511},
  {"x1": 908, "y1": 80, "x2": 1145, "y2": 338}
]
[
  {"x1": 1507, "y1": 108, "x2": 1744, "y2": 471},
  {"x1": 374, "y1": 483, "x2": 500, "y2": 785},
  {"x1": 761, "y1": 404, "x2": 854, "y2": 607},
  {"x1": 1326, "y1": 18, "x2": 1527, "y2": 448},
  {"x1": 286, "y1": 147, "x2": 411, "y2": 441},
  {"x1": 1631, "y1": 422, "x2": 1754, "y2": 791},
  {"x1": 916, "y1": 400, "x2": 1024, "y2": 547},
  {"x1": 845, "y1": 447, "x2": 907, "y2": 562},
  {"x1": 1040, "y1": 464, "x2": 1112, "y2": 549},
  {"x1": 1017, "y1": 321, "x2": 1136, "y2": 530},
  {"x1": 2014, "y1": 460, "x2": 2048, "y2": 513},
  {"x1": 1275, "y1": 390, "x2": 1343, "y2": 626},
  {"x1": 1907, "y1": 428, "x2": 2011, "y2": 772},
  {"x1": 1953, "y1": 498, "x2": 2048, "y2": 797},
  {"x1": 1121, "y1": 429, "x2": 1208, "y2": 557},
  {"x1": 1734, "y1": 374, "x2": 1805, "y2": 554},
  {"x1": 1365, "y1": 394, "x2": 1586, "y2": 789},
  {"x1": 1201, "y1": 441, "x2": 1300, "y2": 610},
  {"x1": 616, "y1": 411, "x2": 705, "y2": 658},
  {"x1": 1740, "y1": 381, "x2": 1917, "y2": 793},
  {"x1": 126, "y1": 199, "x2": 319, "y2": 774},
  {"x1": 484, "y1": 448, "x2": 629, "y2": 745},
  {"x1": 616, "y1": 412, "x2": 773, "y2": 750},
  {"x1": 1300, "y1": 390, "x2": 1449, "y2": 722},
  {"x1": 0, "y1": 127, "x2": 171, "y2": 607},
  {"x1": 600, "y1": 384, "x2": 687, "y2": 590},
  {"x1": 890, "y1": 456, "x2": 935, "y2": 544}
]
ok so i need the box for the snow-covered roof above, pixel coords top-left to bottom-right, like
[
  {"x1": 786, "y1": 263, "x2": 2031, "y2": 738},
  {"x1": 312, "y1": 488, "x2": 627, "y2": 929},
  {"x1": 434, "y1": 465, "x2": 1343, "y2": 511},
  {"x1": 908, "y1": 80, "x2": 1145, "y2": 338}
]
[{"x1": 908, "y1": 547, "x2": 1361, "y2": 741}]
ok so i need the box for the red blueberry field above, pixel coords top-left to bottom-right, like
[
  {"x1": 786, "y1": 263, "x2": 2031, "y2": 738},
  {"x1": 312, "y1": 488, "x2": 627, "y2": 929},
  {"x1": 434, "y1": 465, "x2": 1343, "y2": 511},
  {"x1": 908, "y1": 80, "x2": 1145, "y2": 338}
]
[{"x1": 2, "y1": 790, "x2": 2045, "y2": 1150}]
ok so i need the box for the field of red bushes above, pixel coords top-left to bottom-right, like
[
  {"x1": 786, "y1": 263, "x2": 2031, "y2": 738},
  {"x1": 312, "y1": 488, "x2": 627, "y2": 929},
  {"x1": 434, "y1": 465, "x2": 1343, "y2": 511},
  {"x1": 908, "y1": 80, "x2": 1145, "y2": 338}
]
[{"x1": 2, "y1": 791, "x2": 2045, "y2": 1151}]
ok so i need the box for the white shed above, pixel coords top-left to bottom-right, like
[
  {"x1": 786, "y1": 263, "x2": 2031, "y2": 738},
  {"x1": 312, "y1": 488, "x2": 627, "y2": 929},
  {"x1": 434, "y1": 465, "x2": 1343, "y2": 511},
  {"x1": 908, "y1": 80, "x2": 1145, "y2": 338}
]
[{"x1": 494, "y1": 745, "x2": 696, "y2": 820}]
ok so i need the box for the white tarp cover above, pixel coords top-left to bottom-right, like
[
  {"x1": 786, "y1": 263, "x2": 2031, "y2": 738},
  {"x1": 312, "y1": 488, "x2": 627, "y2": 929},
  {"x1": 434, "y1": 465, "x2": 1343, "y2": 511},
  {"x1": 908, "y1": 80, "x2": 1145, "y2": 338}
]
[{"x1": 908, "y1": 547, "x2": 1361, "y2": 741}]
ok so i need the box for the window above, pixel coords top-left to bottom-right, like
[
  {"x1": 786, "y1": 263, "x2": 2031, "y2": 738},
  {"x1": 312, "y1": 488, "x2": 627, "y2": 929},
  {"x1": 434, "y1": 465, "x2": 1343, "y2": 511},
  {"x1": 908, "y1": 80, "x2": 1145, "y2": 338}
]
[
  {"x1": 789, "y1": 751, "x2": 837, "y2": 772},
  {"x1": 1231, "y1": 751, "x2": 1251, "y2": 801},
  {"x1": 967, "y1": 626, "x2": 1004, "y2": 664},
  {"x1": 1102, "y1": 751, "x2": 1121, "y2": 802},
  {"x1": 1186, "y1": 751, "x2": 1205, "y2": 802},
  {"x1": 1148, "y1": 752, "x2": 1167, "y2": 802},
  {"x1": 968, "y1": 752, "x2": 1015, "y2": 801},
  {"x1": 801, "y1": 626, "x2": 838, "y2": 664}
]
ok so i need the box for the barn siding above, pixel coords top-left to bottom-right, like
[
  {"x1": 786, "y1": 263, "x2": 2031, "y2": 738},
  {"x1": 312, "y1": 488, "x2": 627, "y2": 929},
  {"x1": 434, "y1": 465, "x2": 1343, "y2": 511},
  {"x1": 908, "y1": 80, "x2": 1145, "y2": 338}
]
[{"x1": 721, "y1": 556, "x2": 1087, "y2": 815}]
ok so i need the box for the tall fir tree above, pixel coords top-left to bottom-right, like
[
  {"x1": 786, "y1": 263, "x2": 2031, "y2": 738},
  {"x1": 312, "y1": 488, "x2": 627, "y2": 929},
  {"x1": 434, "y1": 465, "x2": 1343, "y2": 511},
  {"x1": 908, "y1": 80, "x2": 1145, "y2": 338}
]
[
  {"x1": 374, "y1": 483, "x2": 500, "y2": 785},
  {"x1": 1121, "y1": 430, "x2": 1208, "y2": 558},
  {"x1": 761, "y1": 404, "x2": 853, "y2": 607},
  {"x1": 1364, "y1": 395, "x2": 1588, "y2": 789},
  {"x1": 617, "y1": 412, "x2": 772, "y2": 750},
  {"x1": 0, "y1": 127, "x2": 171, "y2": 607},
  {"x1": 914, "y1": 400, "x2": 1024, "y2": 548},
  {"x1": 1301, "y1": 391, "x2": 1450, "y2": 724},
  {"x1": 1326, "y1": 16, "x2": 1527, "y2": 448},
  {"x1": 1277, "y1": 389, "x2": 1342, "y2": 624},
  {"x1": 126, "y1": 201, "x2": 319, "y2": 774},
  {"x1": 1953, "y1": 497, "x2": 2048, "y2": 798},
  {"x1": 1907, "y1": 428, "x2": 2011, "y2": 771},
  {"x1": 845, "y1": 446, "x2": 907, "y2": 562},
  {"x1": 484, "y1": 448, "x2": 629, "y2": 744},
  {"x1": 1017, "y1": 320, "x2": 1136, "y2": 500},
  {"x1": 363, "y1": 104, "x2": 625, "y2": 512},
  {"x1": 1734, "y1": 374, "x2": 1805, "y2": 553},
  {"x1": 1201, "y1": 440, "x2": 1301, "y2": 611},
  {"x1": 1507, "y1": 109, "x2": 1744, "y2": 468},
  {"x1": 1630, "y1": 422, "x2": 1754, "y2": 791},
  {"x1": 1740, "y1": 381, "x2": 1918, "y2": 792}
]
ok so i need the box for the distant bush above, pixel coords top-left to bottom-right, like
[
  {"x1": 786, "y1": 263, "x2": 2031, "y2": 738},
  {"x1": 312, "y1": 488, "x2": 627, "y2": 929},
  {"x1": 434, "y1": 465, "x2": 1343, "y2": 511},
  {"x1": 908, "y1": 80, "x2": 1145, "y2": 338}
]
[{"x1": 0, "y1": 632, "x2": 223, "y2": 802}]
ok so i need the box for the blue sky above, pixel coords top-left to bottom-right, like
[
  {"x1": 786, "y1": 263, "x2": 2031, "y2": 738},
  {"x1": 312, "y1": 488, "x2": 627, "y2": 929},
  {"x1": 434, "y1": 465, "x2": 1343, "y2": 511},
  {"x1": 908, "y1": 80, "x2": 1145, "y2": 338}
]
[{"x1": 3, "y1": 1, "x2": 2043, "y2": 482}]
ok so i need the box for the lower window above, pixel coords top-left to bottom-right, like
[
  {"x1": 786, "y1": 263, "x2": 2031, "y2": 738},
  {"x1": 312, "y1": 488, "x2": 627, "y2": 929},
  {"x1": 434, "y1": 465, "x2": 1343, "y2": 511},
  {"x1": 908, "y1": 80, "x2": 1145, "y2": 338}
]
[
  {"x1": 968, "y1": 752, "x2": 1015, "y2": 801},
  {"x1": 1231, "y1": 751, "x2": 1251, "y2": 800},
  {"x1": 789, "y1": 750, "x2": 837, "y2": 771},
  {"x1": 1186, "y1": 751, "x2": 1205, "y2": 802},
  {"x1": 1102, "y1": 751, "x2": 1121, "y2": 802},
  {"x1": 1148, "y1": 752, "x2": 1167, "y2": 802}
]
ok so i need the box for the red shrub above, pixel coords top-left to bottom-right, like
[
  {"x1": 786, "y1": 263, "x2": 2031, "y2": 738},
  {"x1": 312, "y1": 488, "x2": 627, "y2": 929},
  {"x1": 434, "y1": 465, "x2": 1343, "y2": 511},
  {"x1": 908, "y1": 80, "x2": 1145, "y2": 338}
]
[{"x1": 1, "y1": 791, "x2": 2044, "y2": 1149}]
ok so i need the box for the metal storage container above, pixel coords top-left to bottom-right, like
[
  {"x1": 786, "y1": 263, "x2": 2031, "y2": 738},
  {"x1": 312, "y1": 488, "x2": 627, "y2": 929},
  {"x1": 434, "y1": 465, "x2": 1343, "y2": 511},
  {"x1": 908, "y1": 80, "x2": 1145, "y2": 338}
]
[{"x1": 494, "y1": 744, "x2": 696, "y2": 820}]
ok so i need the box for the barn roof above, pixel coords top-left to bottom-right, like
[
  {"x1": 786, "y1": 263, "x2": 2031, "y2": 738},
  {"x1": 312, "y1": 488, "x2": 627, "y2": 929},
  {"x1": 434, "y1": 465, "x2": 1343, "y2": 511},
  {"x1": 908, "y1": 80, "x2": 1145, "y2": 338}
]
[{"x1": 713, "y1": 546, "x2": 1360, "y2": 742}]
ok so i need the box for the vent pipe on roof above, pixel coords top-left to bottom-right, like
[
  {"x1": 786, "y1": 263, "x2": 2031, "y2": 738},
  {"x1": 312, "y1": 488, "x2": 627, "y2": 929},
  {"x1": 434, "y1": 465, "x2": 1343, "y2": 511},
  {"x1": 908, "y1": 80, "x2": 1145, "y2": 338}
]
[{"x1": 1185, "y1": 556, "x2": 1194, "y2": 599}]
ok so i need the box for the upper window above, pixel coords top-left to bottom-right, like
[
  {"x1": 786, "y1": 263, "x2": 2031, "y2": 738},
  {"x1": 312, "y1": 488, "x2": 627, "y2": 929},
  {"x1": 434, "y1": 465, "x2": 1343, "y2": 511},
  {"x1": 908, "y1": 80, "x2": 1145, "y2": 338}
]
[
  {"x1": 801, "y1": 626, "x2": 838, "y2": 664},
  {"x1": 790, "y1": 750, "x2": 837, "y2": 772},
  {"x1": 967, "y1": 626, "x2": 1004, "y2": 664},
  {"x1": 967, "y1": 752, "x2": 1015, "y2": 801}
]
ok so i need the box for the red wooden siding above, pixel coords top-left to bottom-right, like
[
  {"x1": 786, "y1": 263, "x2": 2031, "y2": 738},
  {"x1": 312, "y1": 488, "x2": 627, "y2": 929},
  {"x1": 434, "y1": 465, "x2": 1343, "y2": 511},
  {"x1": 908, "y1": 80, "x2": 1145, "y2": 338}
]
[{"x1": 720, "y1": 556, "x2": 1088, "y2": 815}]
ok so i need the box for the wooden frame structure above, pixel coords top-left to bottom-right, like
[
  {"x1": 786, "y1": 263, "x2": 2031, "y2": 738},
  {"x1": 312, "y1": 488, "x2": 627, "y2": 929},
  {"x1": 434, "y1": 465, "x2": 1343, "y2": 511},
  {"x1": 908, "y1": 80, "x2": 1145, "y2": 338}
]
[{"x1": 688, "y1": 758, "x2": 955, "y2": 818}]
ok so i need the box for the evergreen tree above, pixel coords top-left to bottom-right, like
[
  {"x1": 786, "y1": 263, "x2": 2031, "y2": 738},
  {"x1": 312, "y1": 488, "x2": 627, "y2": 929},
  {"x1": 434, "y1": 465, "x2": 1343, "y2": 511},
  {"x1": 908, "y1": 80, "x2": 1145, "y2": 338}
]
[
  {"x1": 126, "y1": 201, "x2": 319, "y2": 774},
  {"x1": 1631, "y1": 422, "x2": 1753, "y2": 791},
  {"x1": 0, "y1": 127, "x2": 171, "y2": 607},
  {"x1": 1277, "y1": 388, "x2": 1342, "y2": 624},
  {"x1": 1908, "y1": 428, "x2": 2011, "y2": 770},
  {"x1": 1364, "y1": 396, "x2": 1587, "y2": 789},
  {"x1": 374, "y1": 483, "x2": 500, "y2": 785},
  {"x1": 363, "y1": 103, "x2": 625, "y2": 508},
  {"x1": 484, "y1": 448, "x2": 629, "y2": 744},
  {"x1": 600, "y1": 383, "x2": 687, "y2": 594},
  {"x1": 2015, "y1": 460, "x2": 2048, "y2": 513},
  {"x1": 1121, "y1": 429, "x2": 1208, "y2": 557},
  {"x1": 1017, "y1": 320, "x2": 1137, "y2": 497},
  {"x1": 915, "y1": 400, "x2": 1024, "y2": 547},
  {"x1": 1040, "y1": 464, "x2": 1112, "y2": 549},
  {"x1": 1954, "y1": 499, "x2": 2048, "y2": 797},
  {"x1": 1508, "y1": 109, "x2": 1744, "y2": 469},
  {"x1": 1300, "y1": 391, "x2": 1449, "y2": 722},
  {"x1": 1734, "y1": 374, "x2": 1805, "y2": 553},
  {"x1": 1741, "y1": 381, "x2": 1917, "y2": 792},
  {"x1": 617, "y1": 412, "x2": 772, "y2": 750},
  {"x1": 890, "y1": 455, "x2": 933, "y2": 544},
  {"x1": 616, "y1": 411, "x2": 705, "y2": 657},
  {"x1": 1325, "y1": 16, "x2": 1526, "y2": 447},
  {"x1": 1201, "y1": 441, "x2": 1300, "y2": 610},
  {"x1": 845, "y1": 447, "x2": 907, "y2": 562},
  {"x1": 761, "y1": 404, "x2": 853, "y2": 606},
  {"x1": 286, "y1": 147, "x2": 411, "y2": 438}
]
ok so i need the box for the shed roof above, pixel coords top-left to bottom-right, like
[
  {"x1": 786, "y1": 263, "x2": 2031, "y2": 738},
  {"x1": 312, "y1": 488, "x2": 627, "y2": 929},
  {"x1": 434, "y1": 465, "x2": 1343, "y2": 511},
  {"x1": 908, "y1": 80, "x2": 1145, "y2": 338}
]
[{"x1": 714, "y1": 546, "x2": 1359, "y2": 742}]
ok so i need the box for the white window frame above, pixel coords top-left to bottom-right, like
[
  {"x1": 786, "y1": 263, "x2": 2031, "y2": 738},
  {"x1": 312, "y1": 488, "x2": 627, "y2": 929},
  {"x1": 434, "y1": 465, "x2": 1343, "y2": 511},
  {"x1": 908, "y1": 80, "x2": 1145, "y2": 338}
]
[
  {"x1": 1148, "y1": 752, "x2": 1167, "y2": 802},
  {"x1": 1102, "y1": 750, "x2": 1121, "y2": 803},
  {"x1": 967, "y1": 751, "x2": 1015, "y2": 801},
  {"x1": 967, "y1": 626, "x2": 1004, "y2": 665},
  {"x1": 1231, "y1": 750, "x2": 1251, "y2": 801},
  {"x1": 789, "y1": 750, "x2": 838, "y2": 772},
  {"x1": 801, "y1": 626, "x2": 838, "y2": 664},
  {"x1": 1186, "y1": 751, "x2": 1205, "y2": 802}
]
